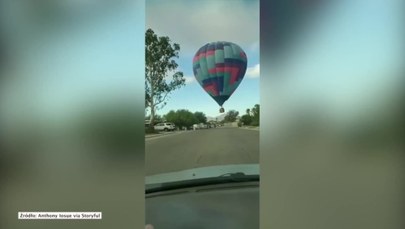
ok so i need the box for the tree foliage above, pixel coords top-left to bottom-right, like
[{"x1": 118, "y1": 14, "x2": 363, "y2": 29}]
[
  {"x1": 145, "y1": 28, "x2": 185, "y2": 127},
  {"x1": 165, "y1": 109, "x2": 198, "y2": 129},
  {"x1": 251, "y1": 104, "x2": 260, "y2": 126},
  {"x1": 240, "y1": 114, "x2": 252, "y2": 125},
  {"x1": 239, "y1": 104, "x2": 260, "y2": 126},
  {"x1": 224, "y1": 110, "x2": 239, "y2": 122},
  {"x1": 194, "y1": 111, "x2": 207, "y2": 124},
  {"x1": 145, "y1": 114, "x2": 163, "y2": 123}
]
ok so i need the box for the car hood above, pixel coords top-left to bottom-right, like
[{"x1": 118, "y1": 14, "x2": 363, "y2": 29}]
[{"x1": 145, "y1": 164, "x2": 259, "y2": 185}]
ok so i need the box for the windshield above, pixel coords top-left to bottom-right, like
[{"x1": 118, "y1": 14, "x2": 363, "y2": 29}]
[{"x1": 145, "y1": 0, "x2": 260, "y2": 188}]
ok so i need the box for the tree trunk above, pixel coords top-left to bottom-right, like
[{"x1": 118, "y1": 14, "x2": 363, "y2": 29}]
[
  {"x1": 149, "y1": 105, "x2": 155, "y2": 131},
  {"x1": 148, "y1": 76, "x2": 156, "y2": 132}
]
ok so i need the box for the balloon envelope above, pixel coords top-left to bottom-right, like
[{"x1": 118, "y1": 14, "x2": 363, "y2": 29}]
[{"x1": 192, "y1": 41, "x2": 247, "y2": 107}]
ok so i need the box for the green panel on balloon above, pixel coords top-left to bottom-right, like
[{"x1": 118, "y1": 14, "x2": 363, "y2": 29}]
[
  {"x1": 199, "y1": 58, "x2": 209, "y2": 80},
  {"x1": 215, "y1": 49, "x2": 224, "y2": 64}
]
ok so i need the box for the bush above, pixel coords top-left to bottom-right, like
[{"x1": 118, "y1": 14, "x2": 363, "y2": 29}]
[
  {"x1": 240, "y1": 114, "x2": 252, "y2": 125},
  {"x1": 145, "y1": 127, "x2": 158, "y2": 134}
]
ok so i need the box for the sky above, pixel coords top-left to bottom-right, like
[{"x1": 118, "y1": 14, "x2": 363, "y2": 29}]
[
  {"x1": 0, "y1": 0, "x2": 145, "y2": 124},
  {"x1": 146, "y1": 0, "x2": 260, "y2": 118},
  {"x1": 264, "y1": 0, "x2": 403, "y2": 126},
  {"x1": 1, "y1": 0, "x2": 402, "y2": 125}
]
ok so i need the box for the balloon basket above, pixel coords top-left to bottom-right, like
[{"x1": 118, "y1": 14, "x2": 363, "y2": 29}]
[{"x1": 219, "y1": 107, "x2": 225, "y2": 113}]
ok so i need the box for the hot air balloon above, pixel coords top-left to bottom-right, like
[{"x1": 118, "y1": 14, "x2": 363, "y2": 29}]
[{"x1": 193, "y1": 41, "x2": 247, "y2": 113}]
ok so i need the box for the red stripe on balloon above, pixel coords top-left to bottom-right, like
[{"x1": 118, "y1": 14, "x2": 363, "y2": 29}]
[
  {"x1": 206, "y1": 50, "x2": 215, "y2": 56},
  {"x1": 197, "y1": 53, "x2": 206, "y2": 62},
  {"x1": 224, "y1": 66, "x2": 240, "y2": 75},
  {"x1": 192, "y1": 53, "x2": 206, "y2": 63},
  {"x1": 208, "y1": 68, "x2": 216, "y2": 74},
  {"x1": 204, "y1": 84, "x2": 219, "y2": 96},
  {"x1": 216, "y1": 67, "x2": 225, "y2": 73},
  {"x1": 229, "y1": 67, "x2": 240, "y2": 84}
]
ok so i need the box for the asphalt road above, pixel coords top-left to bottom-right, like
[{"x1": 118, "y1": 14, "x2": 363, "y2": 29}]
[{"x1": 146, "y1": 127, "x2": 259, "y2": 176}]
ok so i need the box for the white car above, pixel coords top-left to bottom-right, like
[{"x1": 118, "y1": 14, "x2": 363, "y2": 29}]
[
  {"x1": 154, "y1": 122, "x2": 176, "y2": 132},
  {"x1": 199, "y1": 123, "x2": 208, "y2": 129}
]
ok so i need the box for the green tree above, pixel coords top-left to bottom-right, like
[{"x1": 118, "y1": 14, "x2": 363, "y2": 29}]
[
  {"x1": 246, "y1": 108, "x2": 251, "y2": 116},
  {"x1": 194, "y1": 111, "x2": 207, "y2": 124},
  {"x1": 164, "y1": 110, "x2": 177, "y2": 126},
  {"x1": 145, "y1": 28, "x2": 185, "y2": 129},
  {"x1": 165, "y1": 109, "x2": 198, "y2": 129},
  {"x1": 224, "y1": 110, "x2": 239, "y2": 122},
  {"x1": 251, "y1": 104, "x2": 260, "y2": 126},
  {"x1": 145, "y1": 114, "x2": 163, "y2": 123},
  {"x1": 240, "y1": 114, "x2": 252, "y2": 126},
  {"x1": 155, "y1": 114, "x2": 164, "y2": 123}
]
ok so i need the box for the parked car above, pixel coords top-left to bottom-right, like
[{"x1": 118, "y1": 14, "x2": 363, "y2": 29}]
[
  {"x1": 154, "y1": 122, "x2": 176, "y2": 132},
  {"x1": 201, "y1": 123, "x2": 209, "y2": 129}
]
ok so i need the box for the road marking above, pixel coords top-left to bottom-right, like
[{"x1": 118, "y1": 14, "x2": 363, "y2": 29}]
[
  {"x1": 145, "y1": 131, "x2": 187, "y2": 141},
  {"x1": 240, "y1": 127, "x2": 260, "y2": 131}
]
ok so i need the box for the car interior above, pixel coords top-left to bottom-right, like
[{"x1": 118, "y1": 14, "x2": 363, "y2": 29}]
[{"x1": 146, "y1": 181, "x2": 259, "y2": 229}]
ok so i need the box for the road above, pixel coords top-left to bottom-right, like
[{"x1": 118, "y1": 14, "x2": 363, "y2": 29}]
[{"x1": 146, "y1": 127, "x2": 259, "y2": 176}]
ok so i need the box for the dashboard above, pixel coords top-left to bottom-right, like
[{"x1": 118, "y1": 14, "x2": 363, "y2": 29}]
[{"x1": 146, "y1": 181, "x2": 259, "y2": 229}]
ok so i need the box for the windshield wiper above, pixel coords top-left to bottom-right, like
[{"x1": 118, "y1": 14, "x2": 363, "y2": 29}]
[{"x1": 146, "y1": 173, "x2": 259, "y2": 194}]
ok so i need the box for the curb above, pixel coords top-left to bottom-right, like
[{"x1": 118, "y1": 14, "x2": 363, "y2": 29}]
[
  {"x1": 145, "y1": 134, "x2": 164, "y2": 139},
  {"x1": 240, "y1": 126, "x2": 260, "y2": 131},
  {"x1": 145, "y1": 130, "x2": 187, "y2": 139}
]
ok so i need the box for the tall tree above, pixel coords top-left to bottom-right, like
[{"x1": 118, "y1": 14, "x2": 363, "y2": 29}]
[
  {"x1": 251, "y1": 104, "x2": 260, "y2": 126},
  {"x1": 145, "y1": 28, "x2": 185, "y2": 128},
  {"x1": 240, "y1": 114, "x2": 252, "y2": 125},
  {"x1": 164, "y1": 110, "x2": 177, "y2": 125},
  {"x1": 224, "y1": 110, "x2": 239, "y2": 122},
  {"x1": 194, "y1": 111, "x2": 207, "y2": 124},
  {"x1": 246, "y1": 108, "x2": 251, "y2": 116},
  {"x1": 165, "y1": 109, "x2": 198, "y2": 129}
]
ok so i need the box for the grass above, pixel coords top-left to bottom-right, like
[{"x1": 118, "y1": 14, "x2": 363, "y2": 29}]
[{"x1": 145, "y1": 127, "x2": 159, "y2": 135}]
